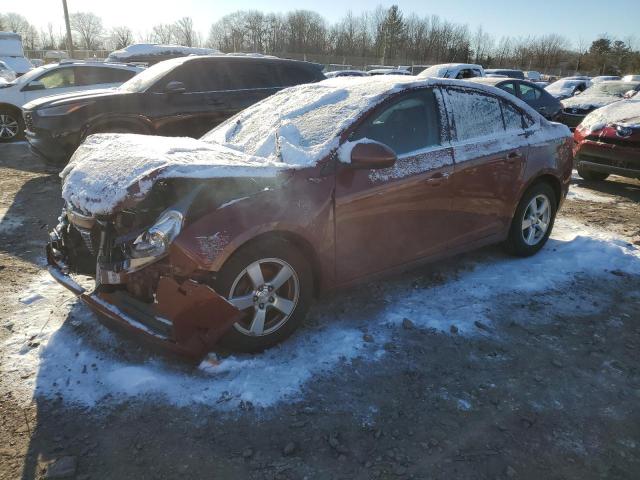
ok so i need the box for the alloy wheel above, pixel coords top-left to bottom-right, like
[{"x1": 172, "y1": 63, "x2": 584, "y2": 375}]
[
  {"x1": 0, "y1": 114, "x2": 19, "y2": 140},
  {"x1": 521, "y1": 194, "x2": 551, "y2": 246},
  {"x1": 227, "y1": 258, "x2": 300, "y2": 336}
]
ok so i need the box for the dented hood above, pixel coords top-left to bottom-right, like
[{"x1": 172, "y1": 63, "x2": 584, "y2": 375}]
[{"x1": 61, "y1": 133, "x2": 288, "y2": 216}]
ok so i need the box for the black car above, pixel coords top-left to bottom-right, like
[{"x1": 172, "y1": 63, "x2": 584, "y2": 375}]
[
  {"x1": 469, "y1": 77, "x2": 562, "y2": 120},
  {"x1": 23, "y1": 55, "x2": 325, "y2": 164},
  {"x1": 484, "y1": 68, "x2": 525, "y2": 80},
  {"x1": 557, "y1": 80, "x2": 640, "y2": 128}
]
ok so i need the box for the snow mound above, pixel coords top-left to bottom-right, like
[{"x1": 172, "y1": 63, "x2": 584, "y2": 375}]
[{"x1": 107, "y1": 43, "x2": 219, "y2": 61}]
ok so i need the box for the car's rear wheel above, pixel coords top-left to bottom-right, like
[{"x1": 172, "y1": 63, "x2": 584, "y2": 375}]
[
  {"x1": 577, "y1": 167, "x2": 609, "y2": 181},
  {"x1": 0, "y1": 109, "x2": 23, "y2": 142},
  {"x1": 214, "y1": 237, "x2": 313, "y2": 352},
  {"x1": 505, "y1": 182, "x2": 557, "y2": 257}
]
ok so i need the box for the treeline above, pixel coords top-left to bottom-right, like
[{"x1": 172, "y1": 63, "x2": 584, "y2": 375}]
[{"x1": 2, "y1": 6, "x2": 639, "y2": 75}]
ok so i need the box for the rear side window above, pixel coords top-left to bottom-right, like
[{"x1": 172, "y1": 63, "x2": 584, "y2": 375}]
[
  {"x1": 502, "y1": 100, "x2": 525, "y2": 131},
  {"x1": 75, "y1": 66, "x2": 136, "y2": 86},
  {"x1": 499, "y1": 82, "x2": 516, "y2": 96},
  {"x1": 518, "y1": 83, "x2": 542, "y2": 102},
  {"x1": 352, "y1": 89, "x2": 441, "y2": 155},
  {"x1": 445, "y1": 89, "x2": 505, "y2": 141},
  {"x1": 278, "y1": 64, "x2": 322, "y2": 86},
  {"x1": 230, "y1": 62, "x2": 281, "y2": 89}
]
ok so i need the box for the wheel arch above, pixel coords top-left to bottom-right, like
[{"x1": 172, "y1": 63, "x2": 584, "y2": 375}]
[
  {"x1": 527, "y1": 173, "x2": 562, "y2": 206},
  {"x1": 219, "y1": 230, "x2": 322, "y2": 298},
  {"x1": 82, "y1": 115, "x2": 153, "y2": 138},
  {"x1": 0, "y1": 103, "x2": 22, "y2": 117}
]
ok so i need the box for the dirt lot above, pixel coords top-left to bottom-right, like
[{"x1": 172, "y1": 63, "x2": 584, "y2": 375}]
[{"x1": 1, "y1": 142, "x2": 640, "y2": 480}]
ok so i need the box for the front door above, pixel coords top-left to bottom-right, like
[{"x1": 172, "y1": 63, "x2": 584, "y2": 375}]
[{"x1": 334, "y1": 88, "x2": 455, "y2": 284}]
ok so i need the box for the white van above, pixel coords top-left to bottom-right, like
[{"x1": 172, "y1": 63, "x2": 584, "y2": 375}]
[{"x1": 0, "y1": 32, "x2": 33, "y2": 76}]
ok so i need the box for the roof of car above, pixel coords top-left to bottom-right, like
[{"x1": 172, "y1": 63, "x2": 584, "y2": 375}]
[
  {"x1": 164, "y1": 54, "x2": 324, "y2": 70},
  {"x1": 467, "y1": 77, "x2": 539, "y2": 87},
  {"x1": 56, "y1": 59, "x2": 144, "y2": 70}
]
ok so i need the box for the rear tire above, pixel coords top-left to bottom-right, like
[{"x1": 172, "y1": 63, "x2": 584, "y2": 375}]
[
  {"x1": 577, "y1": 167, "x2": 609, "y2": 181},
  {"x1": 504, "y1": 182, "x2": 557, "y2": 257},
  {"x1": 0, "y1": 108, "x2": 24, "y2": 142},
  {"x1": 214, "y1": 237, "x2": 313, "y2": 352}
]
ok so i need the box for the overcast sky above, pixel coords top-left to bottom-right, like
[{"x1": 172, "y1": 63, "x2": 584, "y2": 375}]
[{"x1": 8, "y1": 0, "x2": 639, "y2": 47}]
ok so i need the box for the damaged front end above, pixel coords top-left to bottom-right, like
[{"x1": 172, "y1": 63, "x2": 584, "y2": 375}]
[{"x1": 46, "y1": 178, "x2": 275, "y2": 360}]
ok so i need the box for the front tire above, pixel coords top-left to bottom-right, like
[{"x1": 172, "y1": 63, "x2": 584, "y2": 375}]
[
  {"x1": 505, "y1": 182, "x2": 557, "y2": 257},
  {"x1": 0, "y1": 109, "x2": 23, "y2": 142},
  {"x1": 577, "y1": 167, "x2": 609, "y2": 181},
  {"x1": 214, "y1": 237, "x2": 313, "y2": 352}
]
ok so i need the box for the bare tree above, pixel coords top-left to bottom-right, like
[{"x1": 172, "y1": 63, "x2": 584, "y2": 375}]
[
  {"x1": 151, "y1": 24, "x2": 175, "y2": 44},
  {"x1": 110, "y1": 26, "x2": 133, "y2": 50},
  {"x1": 174, "y1": 17, "x2": 198, "y2": 47},
  {"x1": 70, "y1": 12, "x2": 104, "y2": 50}
]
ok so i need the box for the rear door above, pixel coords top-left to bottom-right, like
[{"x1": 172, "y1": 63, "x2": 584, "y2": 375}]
[
  {"x1": 334, "y1": 88, "x2": 455, "y2": 283},
  {"x1": 443, "y1": 87, "x2": 528, "y2": 245}
]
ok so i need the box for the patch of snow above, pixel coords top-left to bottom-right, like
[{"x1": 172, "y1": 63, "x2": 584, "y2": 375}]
[
  {"x1": 2, "y1": 217, "x2": 639, "y2": 410},
  {"x1": 0, "y1": 207, "x2": 24, "y2": 233},
  {"x1": 567, "y1": 186, "x2": 615, "y2": 203},
  {"x1": 337, "y1": 138, "x2": 378, "y2": 164}
]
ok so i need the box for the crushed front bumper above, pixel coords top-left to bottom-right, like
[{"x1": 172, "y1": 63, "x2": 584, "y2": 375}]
[{"x1": 46, "y1": 239, "x2": 242, "y2": 362}]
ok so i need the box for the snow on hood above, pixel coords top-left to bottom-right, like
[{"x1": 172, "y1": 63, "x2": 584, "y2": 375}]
[
  {"x1": 61, "y1": 134, "x2": 287, "y2": 215},
  {"x1": 562, "y1": 94, "x2": 622, "y2": 110},
  {"x1": 580, "y1": 98, "x2": 640, "y2": 132}
]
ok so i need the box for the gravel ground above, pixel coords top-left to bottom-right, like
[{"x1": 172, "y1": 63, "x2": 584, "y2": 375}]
[{"x1": 1, "y1": 142, "x2": 640, "y2": 480}]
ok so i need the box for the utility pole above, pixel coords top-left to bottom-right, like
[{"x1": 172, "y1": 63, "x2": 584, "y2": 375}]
[{"x1": 62, "y1": 0, "x2": 74, "y2": 58}]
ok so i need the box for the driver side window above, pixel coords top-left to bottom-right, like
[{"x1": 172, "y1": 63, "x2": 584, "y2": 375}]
[
  {"x1": 33, "y1": 67, "x2": 76, "y2": 89},
  {"x1": 351, "y1": 89, "x2": 441, "y2": 155}
]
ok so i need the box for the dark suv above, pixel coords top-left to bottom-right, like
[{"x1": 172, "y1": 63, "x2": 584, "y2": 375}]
[{"x1": 23, "y1": 55, "x2": 325, "y2": 164}]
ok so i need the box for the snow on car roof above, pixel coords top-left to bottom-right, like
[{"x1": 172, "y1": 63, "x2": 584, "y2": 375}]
[
  {"x1": 107, "y1": 43, "x2": 220, "y2": 60},
  {"x1": 581, "y1": 98, "x2": 640, "y2": 132}
]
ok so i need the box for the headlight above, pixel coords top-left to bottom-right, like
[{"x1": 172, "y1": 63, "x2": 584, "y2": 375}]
[
  {"x1": 37, "y1": 101, "x2": 94, "y2": 117},
  {"x1": 130, "y1": 210, "x2": 183, "y2": 259}
]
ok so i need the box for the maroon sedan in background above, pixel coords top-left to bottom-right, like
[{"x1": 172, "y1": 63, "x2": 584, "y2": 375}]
[
  {"x1": 47, "y1": 77, "x2": 573, "y2": 360},
  {"x1": 574, "y1": 98, "x2": 640, "y2": 181}
]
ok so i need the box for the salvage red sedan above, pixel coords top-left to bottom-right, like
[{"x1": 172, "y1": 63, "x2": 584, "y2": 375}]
[
  {"x1": 573, "y1": 98, "x2": 640, "y2": 181},
  {"x1": 47, "y1": 77, "x2": 573, "y2": 359}
]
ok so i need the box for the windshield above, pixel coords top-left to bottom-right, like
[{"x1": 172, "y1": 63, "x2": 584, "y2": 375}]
[
  {"x1": 584, "y1": 82, "x2": 639, "y2": 97},
  {"x1": 202, "y1": 77, "x2": 401, "y2": 166},
  {"x1": 546, "y1": 80, "x2": 582, "y2": 92},
  {"x1": 118, "y1": 59, "x2": 180, "y2": 93}
]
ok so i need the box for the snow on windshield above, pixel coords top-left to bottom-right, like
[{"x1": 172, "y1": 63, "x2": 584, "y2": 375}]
[
  {"x1": 204, "y1": 76, "x2": 425, "y2": 167},
  {"x1": 546, "y1": 80, "x2": 582, "y2": 91}
]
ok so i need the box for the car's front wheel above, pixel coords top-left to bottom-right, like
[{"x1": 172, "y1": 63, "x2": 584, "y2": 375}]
[
  {"x1": 577, "y1": 167, "x2": 609, "y2": 181},
  {"x1": 505, "y1": 182, "x2": 557, "y2": 257},
  {"x1": 215, "y1": 237, "x2": 313, "y2": 352},
  {"x1": 0, "y1": 109, "x2": 23, "y2": 142}
]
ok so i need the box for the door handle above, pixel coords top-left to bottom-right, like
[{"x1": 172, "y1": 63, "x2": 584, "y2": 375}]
[
  {"x1": 424, "y1": 171, "x2": 450, "y2": 185},
  {"x1": 506, "y1": 151, "x2": 522, "y2": 164}
]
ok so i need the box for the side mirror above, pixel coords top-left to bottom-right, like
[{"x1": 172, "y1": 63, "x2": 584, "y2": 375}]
[
  {"x1": 22, "y1": 81, "x2": 45, "y2": 92},
  {"x1": 165, "y1": 81, "x2": 186, "y2": 94},
  {"x1": 623, "y1": 89, "x2": 637, "y2": 99},
  {"x1": 348, "y1": 141, "x2": 397, "y2": 170}
]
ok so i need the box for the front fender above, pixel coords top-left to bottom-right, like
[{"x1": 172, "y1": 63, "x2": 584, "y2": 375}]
[{"x1": 170, "y1": 170, "x2": 335, "y2": 284}]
